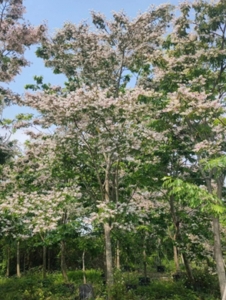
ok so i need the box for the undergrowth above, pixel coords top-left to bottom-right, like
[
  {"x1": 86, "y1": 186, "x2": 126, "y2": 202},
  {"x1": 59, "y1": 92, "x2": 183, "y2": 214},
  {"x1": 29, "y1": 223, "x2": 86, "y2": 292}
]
[{"x1": 0, "y1": 268, "x2": 220, "y2": 300}]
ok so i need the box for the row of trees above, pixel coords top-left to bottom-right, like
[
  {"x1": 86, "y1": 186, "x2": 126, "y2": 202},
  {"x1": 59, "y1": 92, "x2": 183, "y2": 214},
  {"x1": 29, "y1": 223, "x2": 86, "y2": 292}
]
[{"x1": 1, "y1": 0, "x2": 226, "y2": 299}]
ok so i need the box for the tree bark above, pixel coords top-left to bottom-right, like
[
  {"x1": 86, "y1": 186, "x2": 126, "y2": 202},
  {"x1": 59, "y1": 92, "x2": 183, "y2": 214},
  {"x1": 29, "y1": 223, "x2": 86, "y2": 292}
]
[
  {"x1": 143, "y1": 248, "x2": 147, "y2": 279},
  {"x1": 182, "y1": 252, "x2": 194, "y2": 283},
  {"x1": 116, "y1": 240, "x2": 120, "y2": 270},
  {"x1": 222, "y1": 284, "x2": 226, "y2": 300},
  {"x1": 48, "y1": 248, "x2": 51, "y2": 271},
  {"x1": 205, "y1": 177, "x2": 226, "y2": 298},
  {"x1": 213, "y1": 216, "x2": 226, "y2": 299},
  {"x1": 143, "y1": 232, "x2": 147, "y2": 278},
  {"x1": 6, "y1": 245, "x2": 10, "y2": 277},
  {"x1": 82, "y1": 250, "x2": 86, "y2": 284},
  {"x1": 61, "y1": 240, "x2": 68, "y2": 282},
  {"x1": 16, "y1": 241, "x2": 21, "y2": 278},
  {"x1": 103, "y1": 155, "x2": 114, "y2": 288},
  {"x1": 169, "y1": 196, "x2": 193, "y2": 282},
  {"x1": 169, "y1": 196, "x2": 182, "y2": 274},
  {"x1": 173, "y1": 244, "x2": 180, "y2": 272},
  {"x1": 104, "y1": 222, "x2": 114, "y2": 286},
  {"x1": 43, "y1": 245, "x2": 47, "y2": 279},
  {"x1": 23, "y1": 251, "x2": 26, "y2": 273}
]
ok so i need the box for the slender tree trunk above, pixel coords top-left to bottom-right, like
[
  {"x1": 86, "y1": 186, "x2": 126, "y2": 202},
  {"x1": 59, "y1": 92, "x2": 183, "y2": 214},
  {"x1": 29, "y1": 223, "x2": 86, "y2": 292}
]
[
  {"x1": 169, "y1": 196, "x2": 193, "y2": 282},
  {"x1": 103, "y1": 156, "x2": 114, "y2": 288},
  {"x1": 43, "y1": 245, "x2": 47, "y2": 279},
  {"x1": 143, "y1": 232, "x2": 147, "y2": 278},
  {"x1": 206, "y1": 177, "x2": 226, "y2": 298},
  {"x1": 115, "y1": 163, "x2": 120, "y2": 272},
  {"x1": 173, "y1": 244, "x2": 180, "y2": 272},
  {"x1": 82, "y1": 250, "x2": 86, "y2": 284},
  {"x1": 48, "y1": 248, "x2": 51, "y2": 271},
  {"x1": 104, "y1": 222, "x2": 114, "y2": 286},
  {"x1": 116, "y1": 240, "x2": 120, "y2": 270},
  {"x1": 169, "y1": 196, "x2": 182, "y2": 274},
  {"x1": 213, "y1": 216, "x2": 226, "y2": 299},
  {"x1": 182, "y1": 252, "x2": 194, "y2": 283},
  {"x1": 61, "y1": 240, "x2": 68, "y2": 282},
  {"x1": 6, "y1": 245, "x2": 10, "y2": 277},
  {"x1": 16, "y1": 241, "x2": 21, "y2": 278},
  {"x1": 27, "y1": 252, "x2": 31, "y2": 271},
  {"x1": 143, "y1": 248, "x2": 147, "y2": 279},
  {"x1": 23, "y1": 252, "x2": 26, "y2": 273}
]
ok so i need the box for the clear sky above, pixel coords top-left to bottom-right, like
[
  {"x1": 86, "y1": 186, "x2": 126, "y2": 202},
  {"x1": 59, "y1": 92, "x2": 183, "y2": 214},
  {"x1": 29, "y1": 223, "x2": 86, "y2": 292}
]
[{"x1": 3, "y1": 0, "x2": 179, "y2": 143}]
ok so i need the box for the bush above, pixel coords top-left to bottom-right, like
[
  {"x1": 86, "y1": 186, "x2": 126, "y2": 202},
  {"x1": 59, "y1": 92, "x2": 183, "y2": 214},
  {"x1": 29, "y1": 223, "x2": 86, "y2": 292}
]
[
  {"x1": 0, "y1": 268, "x2": 221, "y2": 300},
  {"x1": 68, "y1": 269, "x2": 101, "y2": 283},
  {"x1": 185, "y1": 268, "x2": 219, "y2": 294}
]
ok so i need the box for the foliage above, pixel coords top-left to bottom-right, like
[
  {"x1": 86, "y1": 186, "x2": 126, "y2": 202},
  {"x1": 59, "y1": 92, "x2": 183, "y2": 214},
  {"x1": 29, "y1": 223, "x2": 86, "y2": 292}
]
[
  {"x1": 0, "y1": 268, "x2": 220, "y2": 300},
  {"x1": 0, "y1": 0, "x2": 45, "y2": 152},
  {"x1": 1, "y1": 0, "x2": 226, "y2": 298}
]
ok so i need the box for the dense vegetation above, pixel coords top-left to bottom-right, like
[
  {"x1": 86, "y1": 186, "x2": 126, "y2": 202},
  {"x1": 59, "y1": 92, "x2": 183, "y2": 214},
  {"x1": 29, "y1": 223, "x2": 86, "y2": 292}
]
[{"x1": 0, "y1": 0, "x2": 226, "y2": 299}]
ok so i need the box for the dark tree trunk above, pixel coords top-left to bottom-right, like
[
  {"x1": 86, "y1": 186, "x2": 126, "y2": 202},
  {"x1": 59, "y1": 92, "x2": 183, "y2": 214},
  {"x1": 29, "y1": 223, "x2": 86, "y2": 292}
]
[
  {"x1": 61, "y1": 240, "x2": 68, "y2": 282},
  {"x1": 143, "y1": 248, "x2": 147, "y2": 279},
  {"x1": 48, "y1": 248, "x2": 51, "y2": 271},
  {"x1": 182, "y1": 252, "x2": 194, "y2": 283},
  {"x1": 23, "y1": 252, "x2": 26, "y2": 273},
  {"x1": 6, "y1": 245, "x2": 10, "y2": 277},
  {"x1": 82, "y1": 250, "x2": 86, "y2": 284},
  {"x1": 43, "y1": 245, "x2": 47, "y2": 279},
  {"x1": 169, "y1": 196, "x2": 193, "y2": 283},
  {"x1": 16, "y1": 241, "x2": 21, "y2": 278},
  {"x1": 143, "y1": 233, "x2": 147, "y2": 279}
]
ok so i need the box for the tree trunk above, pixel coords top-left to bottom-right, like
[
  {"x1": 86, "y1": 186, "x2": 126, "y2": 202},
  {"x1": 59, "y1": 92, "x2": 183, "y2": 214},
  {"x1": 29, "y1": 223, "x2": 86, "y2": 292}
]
[
  {"x1": 182, "y1": 252, "x2": 194, "y2": 283},
  {"x1": 116, "y1": 240, "x2": 120, "y2": 270},
  {"x1": 6, "y1": 245, "x2": 10, "y2": 277},
  {"x1": 222, "y1": 285, "x2": 226, "y2": 300},
  {"x1": 23, "y1": 252, "x2": 26, "y2": 273},
  {"x1": 82, "y1": 250, "x2": 86, "y2": 284},
  {"x1": 103, "y1": 155, "x2": 114, "y2": 288},
  {"x1": 169, "y1": 196, "x2": 193, "y2": 283},
  {"x1": 205, "y1": 177, "x2": 226, "y2": 298},
  {"x1": 48, "y1": 248, "x2": 51, "y2": 271},
  {"x1": 173, "y1": 244, "x2": 180, "y2": 272},
  {"x1": 61, "y1": 240, "x2": 68, "y2": 282},
  {"x1": 16, "y1": 241, "x2": 21, "y2": 278},
  {"x1": 104, "y1": 222, "x2": 114, "y2": 286},
  {"x1": 143, "y1": 248, "x2": 147, "y2": 279},
  {"x1": 27, "y1": 251, "x2": 31, "y2": 271},
  {"x1": 213, "y1": 216, "x2": 226, "y2": 299},
  {"x1": 169, "y1": 196, "x2": 183, "y2": 274},
  {"x1": 43, "y1": 245, "x2": 47, "y2": 279}
]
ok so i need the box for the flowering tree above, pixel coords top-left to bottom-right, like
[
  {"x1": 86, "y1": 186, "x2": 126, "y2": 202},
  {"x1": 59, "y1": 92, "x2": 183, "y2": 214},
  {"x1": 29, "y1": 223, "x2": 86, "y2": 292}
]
[
  {"x1": 0, "y1": 0, "x2": 45, "y2": 153},
  {"x1": 0, "y1": 3, "x2": 225, "y2": 299},
  {"x1": 148, "y1": 0, "x2": 226, "y2": 297},
  {"x1": 36, "y1": 5, "x2": 172, "y2": 93},
  {"x1": 0, "y1": 132, "x2": 82, "y2": 278},
  {"x1": 21, "y1": 6, "x2": 173, "y2": 289},
  {"x1": 22, "y1": 86, "x2": 162, "y2": 287}
]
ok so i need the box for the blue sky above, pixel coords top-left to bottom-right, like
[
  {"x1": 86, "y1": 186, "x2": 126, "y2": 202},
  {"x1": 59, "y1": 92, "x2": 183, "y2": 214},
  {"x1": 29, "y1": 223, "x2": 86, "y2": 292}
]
[{"x1": 3, "y1": 0, "x2": 179, "y2": 143}]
